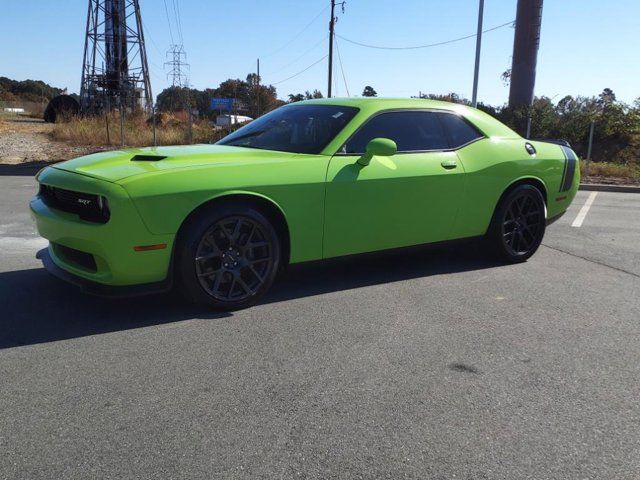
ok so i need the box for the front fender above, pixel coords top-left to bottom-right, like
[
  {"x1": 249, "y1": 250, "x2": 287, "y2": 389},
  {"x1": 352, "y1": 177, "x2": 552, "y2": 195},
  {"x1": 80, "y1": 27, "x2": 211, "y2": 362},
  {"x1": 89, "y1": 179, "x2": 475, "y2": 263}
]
[{"x1": 119, "y1": 160, "x2": 328, "y2": 263}]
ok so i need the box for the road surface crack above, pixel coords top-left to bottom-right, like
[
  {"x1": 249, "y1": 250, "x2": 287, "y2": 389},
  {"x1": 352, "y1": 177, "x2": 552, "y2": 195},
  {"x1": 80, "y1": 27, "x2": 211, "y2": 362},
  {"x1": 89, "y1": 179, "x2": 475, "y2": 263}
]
[{"x1": 542, "y1": 244, "x2": 640, "y2": 279}]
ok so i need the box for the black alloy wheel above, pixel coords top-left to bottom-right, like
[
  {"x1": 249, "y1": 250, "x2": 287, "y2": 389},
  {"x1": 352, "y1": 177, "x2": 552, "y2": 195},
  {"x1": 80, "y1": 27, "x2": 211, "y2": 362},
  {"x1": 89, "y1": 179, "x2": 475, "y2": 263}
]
[
  {"x1": 176, "y1": 205, "x2": 280, "y2": 310},
  {"x1": 487, "y1": 184, "x2": 546, "y2": 262},
  {"x1": 195, "y1": 216, "x2": 273, "y2": 302},
  {"x1": 502, "y1": 192, "x2": 544, "y2": 256}
]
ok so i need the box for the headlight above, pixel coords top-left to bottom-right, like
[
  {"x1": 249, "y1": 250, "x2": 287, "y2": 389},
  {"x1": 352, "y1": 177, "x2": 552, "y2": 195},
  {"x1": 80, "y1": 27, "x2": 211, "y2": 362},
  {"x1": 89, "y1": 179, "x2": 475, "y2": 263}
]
[{"x1": 34, "y1": 167, "x2": 47, "y2": 196}]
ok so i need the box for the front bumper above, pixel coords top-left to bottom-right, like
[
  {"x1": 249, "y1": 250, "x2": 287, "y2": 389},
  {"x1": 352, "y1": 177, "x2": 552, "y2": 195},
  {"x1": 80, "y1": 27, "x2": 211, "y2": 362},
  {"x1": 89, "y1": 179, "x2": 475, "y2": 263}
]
[
  {"x1": 37, "y1": 247, "x2": 172, "y2": 297},
  {"x1": 31, "y1": 167, "x2": 175, "y2": 287}
]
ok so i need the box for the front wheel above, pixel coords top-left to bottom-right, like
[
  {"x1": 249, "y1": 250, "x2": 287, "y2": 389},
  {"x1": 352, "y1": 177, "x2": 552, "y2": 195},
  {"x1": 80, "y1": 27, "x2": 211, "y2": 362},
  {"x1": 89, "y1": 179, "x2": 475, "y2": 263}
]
[
  {"x1": 175, "y1": 205, "x2": 281, "y2": 310},
  {"x1": 486, "y1": 184, "x2": 546, "y2": 263}
]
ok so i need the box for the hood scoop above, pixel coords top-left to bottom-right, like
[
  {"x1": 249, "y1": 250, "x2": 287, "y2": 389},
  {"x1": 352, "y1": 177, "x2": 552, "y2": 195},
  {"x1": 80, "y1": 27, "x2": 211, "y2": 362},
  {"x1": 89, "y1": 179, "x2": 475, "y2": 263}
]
[{"x1": 131, "y1": 154, "x2": 167, "y2": 162}]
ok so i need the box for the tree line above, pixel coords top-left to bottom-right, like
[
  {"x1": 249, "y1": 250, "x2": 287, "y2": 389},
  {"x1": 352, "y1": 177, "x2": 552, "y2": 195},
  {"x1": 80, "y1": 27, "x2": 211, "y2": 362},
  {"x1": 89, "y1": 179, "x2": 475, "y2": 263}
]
[
  {"x1": 420, "y1": 89, "x2": 639, "y2": 165},
  {"x1": 155, "y1": 76, "x2": 381, "y2": 118},
  {"x1": 0, "y1": 77, "x2": 70, "y2": 103},
  {"x1": 2, "y1": 74, "x2": 637, "y2": 165}
]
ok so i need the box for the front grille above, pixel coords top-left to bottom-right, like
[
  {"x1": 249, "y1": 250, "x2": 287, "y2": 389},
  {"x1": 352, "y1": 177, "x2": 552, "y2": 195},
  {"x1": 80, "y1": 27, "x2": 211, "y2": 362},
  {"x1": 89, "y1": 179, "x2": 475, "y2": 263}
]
[
  {"x1": 39, "y1": 184, "x2": 110, "y2": 223},
  {"x1": 54, "y1": 244, "x2": 98, "y2": 272}
]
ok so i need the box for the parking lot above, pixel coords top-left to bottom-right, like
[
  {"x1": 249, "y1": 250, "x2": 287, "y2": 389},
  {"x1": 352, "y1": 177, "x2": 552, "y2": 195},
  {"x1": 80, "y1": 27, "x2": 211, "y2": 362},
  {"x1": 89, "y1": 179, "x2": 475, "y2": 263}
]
[{"x1": 1, "y1": 170, "x2": 639, "y2": 479}]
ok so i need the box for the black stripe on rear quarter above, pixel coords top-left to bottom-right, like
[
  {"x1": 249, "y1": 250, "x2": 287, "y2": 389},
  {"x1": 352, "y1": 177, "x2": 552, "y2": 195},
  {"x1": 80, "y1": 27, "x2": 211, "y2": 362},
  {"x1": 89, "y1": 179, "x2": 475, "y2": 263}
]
[
  {"x1": 559, "y1": 148, "x2": 568, "y2": 188},
  {"x1": 559, "y1": 145, "x2": 576, "y2": 192}
]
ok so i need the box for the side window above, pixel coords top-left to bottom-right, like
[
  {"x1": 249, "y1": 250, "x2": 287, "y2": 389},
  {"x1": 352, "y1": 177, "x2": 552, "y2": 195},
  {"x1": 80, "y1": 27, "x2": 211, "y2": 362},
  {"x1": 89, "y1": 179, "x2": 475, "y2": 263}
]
[
  {"x1": 344, "y1": 111, "x2": 449, "y2": 154},
  {"x1": 438, "y1": 113, "x2": 483, "y2": 148}
]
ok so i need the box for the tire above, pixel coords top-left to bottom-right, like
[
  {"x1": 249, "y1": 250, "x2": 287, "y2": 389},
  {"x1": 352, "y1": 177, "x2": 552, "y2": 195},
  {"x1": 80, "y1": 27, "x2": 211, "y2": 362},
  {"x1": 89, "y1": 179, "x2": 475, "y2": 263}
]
[
  {"x1": 486, "y1": 184, "x2": 546, "y2": 263},
  {"x1": 175, "y1": 203, "x2": 281, "y2": 310}
]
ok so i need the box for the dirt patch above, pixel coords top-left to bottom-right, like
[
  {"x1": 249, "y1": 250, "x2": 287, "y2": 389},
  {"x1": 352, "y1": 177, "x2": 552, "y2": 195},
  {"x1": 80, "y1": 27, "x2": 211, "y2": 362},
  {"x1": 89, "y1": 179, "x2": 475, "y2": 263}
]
[
  {"x1": 582, "y1": 175, "x2": 640, "y2": 186},
  {"x1": 0, "y1": 116, "x2": 108, "y2": 165}
]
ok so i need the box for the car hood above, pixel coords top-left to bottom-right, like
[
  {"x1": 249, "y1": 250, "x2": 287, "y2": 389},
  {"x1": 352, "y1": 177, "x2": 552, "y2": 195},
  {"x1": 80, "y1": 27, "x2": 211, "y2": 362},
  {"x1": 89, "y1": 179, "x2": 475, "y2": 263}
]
[{"x1": 51, "y1": 145, "x2": 300, "y2": 183}]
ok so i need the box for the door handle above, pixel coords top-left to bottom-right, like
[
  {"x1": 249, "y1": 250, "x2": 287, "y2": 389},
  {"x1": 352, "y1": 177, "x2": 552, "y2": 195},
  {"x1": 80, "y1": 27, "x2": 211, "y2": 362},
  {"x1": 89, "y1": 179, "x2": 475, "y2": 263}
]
[{"x1": 441, "y1": 159, "x2": 457, "y2": 169}]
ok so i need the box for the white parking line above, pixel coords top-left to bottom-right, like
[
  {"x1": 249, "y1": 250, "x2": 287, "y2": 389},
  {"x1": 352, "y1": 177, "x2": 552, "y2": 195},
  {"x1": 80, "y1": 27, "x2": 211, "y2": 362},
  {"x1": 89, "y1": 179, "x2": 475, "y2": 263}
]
[{"x1": 571, "y1": 191, "x2": 598, "y2": 227}]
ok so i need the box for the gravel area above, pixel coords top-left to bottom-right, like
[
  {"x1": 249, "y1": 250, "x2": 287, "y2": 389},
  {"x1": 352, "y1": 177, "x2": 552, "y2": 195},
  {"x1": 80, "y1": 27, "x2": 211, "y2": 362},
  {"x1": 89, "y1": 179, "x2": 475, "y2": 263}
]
[{"x1": 0, "y1": 117, "x2": 103, "y2": 164}]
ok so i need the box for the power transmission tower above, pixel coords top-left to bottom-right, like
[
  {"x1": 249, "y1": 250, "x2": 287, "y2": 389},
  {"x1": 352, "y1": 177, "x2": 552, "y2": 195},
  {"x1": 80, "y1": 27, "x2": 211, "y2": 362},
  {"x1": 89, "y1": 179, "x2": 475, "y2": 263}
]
[
  {"x1": 327, "y1": 0, "x2": 346, "y2": 98},
  {"x1": 80, "y1": 0, "x2": 153, "y2": 114},
  {"x1": 165, "y1": 44, "x2": 190, "y2": 87}
]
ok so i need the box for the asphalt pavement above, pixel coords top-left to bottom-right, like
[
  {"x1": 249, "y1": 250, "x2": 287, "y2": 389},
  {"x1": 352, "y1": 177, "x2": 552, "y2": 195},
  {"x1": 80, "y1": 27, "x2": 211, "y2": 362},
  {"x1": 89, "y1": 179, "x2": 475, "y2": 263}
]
[{"x1": 1, "y1": 170, "x2": 639, "y2": 479}]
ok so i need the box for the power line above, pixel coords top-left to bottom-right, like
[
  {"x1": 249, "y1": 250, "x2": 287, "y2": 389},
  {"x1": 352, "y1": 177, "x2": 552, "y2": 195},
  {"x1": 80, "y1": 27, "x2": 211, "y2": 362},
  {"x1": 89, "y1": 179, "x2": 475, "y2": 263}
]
[
  {"x1": 334, "y1": 36, "x2": 349, "y2": 97},
  {"x1": 265, "y1": 35, "x2": 328, "y2": 77},
  {"x1": 271, "y1": 55, "x2": 328, "y2": 85},
  {"x1": 141, "y1": 19, "x2": 164, "y2": 57},
  {"x1": 137, "y1": 20, "x2": 166, "y2": 92},
  {"x1": 336, "y1": 20, "x2": 514, "y2": 50},
  {"x1": 172, "y1": 0, "x2": 184, "y2": 44},
  {"x1": 262, "y1": 5, "x2": 329, "y2": 59},
  {"x1": 162, "y1": 0, "x2": 175, "y2": 45}
]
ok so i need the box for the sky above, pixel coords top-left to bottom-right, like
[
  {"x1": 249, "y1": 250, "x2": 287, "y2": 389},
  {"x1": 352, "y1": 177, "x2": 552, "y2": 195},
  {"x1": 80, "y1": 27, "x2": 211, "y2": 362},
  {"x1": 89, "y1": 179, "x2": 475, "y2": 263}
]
[{"x1": 1, "y1": 0, "x2": 638, "y2": 106}]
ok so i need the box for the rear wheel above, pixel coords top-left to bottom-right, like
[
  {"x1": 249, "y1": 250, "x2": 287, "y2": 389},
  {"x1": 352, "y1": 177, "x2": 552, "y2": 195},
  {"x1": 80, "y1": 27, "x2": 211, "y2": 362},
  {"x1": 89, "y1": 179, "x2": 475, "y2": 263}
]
[
  {"x1": 486, "y1": 184, "x2": 546, "y2": 262},
  {"x1": 175, "y1": 204, "x2": 280, "y2": 310}
]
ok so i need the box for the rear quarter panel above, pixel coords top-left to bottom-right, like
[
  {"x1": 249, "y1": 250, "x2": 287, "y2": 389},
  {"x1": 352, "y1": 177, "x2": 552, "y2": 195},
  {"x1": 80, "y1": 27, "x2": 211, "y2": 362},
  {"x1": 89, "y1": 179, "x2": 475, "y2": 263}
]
[{"x1": 452, "y1": 138, "x2": 571, "y2": 238}]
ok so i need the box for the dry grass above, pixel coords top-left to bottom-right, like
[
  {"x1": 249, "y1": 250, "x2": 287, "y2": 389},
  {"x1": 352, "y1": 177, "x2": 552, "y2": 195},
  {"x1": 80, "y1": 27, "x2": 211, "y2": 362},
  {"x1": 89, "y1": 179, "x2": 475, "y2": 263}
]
[
  {"x1": 46, "y1": 116, "x2": 640, "y2": 185},
  {"x1": 51, "y1": 112, "x2": 226, "y2": 148},
  {"x1": 0, "y1": 112, "x2": 15, "y2": 132},
  {"x1": 580, "y1": 160, "x2": 640, "y2": 181}
]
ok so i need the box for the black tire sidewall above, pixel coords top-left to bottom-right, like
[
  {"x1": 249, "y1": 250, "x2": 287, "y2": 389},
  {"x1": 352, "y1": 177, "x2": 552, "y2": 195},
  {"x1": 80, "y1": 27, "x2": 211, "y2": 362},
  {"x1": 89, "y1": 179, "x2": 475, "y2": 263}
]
[
  {"x1": 488, "y1": 184, "x2": 546, "y2": 263},
  {"x1": 175, "y1": 204, "x2": 281, "y2": 310}
]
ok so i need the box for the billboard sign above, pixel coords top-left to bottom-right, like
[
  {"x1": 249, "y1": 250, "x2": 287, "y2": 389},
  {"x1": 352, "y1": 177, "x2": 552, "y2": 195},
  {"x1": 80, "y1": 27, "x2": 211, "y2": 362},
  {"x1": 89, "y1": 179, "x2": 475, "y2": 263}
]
[{"x1": 210, "y1": 98, "x2": 235, "y2": 111}]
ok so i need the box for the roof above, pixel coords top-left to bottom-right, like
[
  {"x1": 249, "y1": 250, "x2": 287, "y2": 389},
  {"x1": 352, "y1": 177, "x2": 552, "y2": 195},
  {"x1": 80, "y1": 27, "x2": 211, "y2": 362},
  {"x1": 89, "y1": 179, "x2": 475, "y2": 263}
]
[
  {"x1": 294, "y1": 97, "x2": 457, "y2": 109},
  {"x1": 290, "y1": 97, "x2": 520, "y2": 139}
]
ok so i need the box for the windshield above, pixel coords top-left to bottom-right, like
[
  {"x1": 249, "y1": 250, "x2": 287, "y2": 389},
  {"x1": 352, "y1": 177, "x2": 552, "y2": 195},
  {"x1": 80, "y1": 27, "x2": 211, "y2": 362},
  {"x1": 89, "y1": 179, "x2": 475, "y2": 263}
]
[{"x1": 217, "y1": 104, "x2": 359, "y2": 154}]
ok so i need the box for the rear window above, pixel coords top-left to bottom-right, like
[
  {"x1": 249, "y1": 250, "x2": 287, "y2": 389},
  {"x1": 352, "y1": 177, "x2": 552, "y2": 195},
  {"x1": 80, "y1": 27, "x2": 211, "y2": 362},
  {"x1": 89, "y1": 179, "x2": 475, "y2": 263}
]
[{"x1": 437, "y1": 113, "x2": 483, "y2": 148}]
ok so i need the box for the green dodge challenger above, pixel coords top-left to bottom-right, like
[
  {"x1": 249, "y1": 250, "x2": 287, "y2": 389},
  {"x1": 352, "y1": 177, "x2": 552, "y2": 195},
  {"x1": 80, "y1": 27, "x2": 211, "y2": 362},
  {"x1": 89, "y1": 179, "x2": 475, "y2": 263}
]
[{"x1": 31, "y1": 98, "x2": 580, "y2": 310}]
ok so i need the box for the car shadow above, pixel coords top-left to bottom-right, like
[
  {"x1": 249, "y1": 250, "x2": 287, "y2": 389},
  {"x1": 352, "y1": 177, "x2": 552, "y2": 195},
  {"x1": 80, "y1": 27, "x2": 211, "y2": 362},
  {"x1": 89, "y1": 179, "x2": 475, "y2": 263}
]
[
  {"x1": 1, "y1": 242, "x2": 499, "y2": 350},
  {"x1": 266, "y1": 242, "x2": 497, "y2": 303},
  {"x1": 0, "y1": 269, "x2": 230, "y2": 350}
]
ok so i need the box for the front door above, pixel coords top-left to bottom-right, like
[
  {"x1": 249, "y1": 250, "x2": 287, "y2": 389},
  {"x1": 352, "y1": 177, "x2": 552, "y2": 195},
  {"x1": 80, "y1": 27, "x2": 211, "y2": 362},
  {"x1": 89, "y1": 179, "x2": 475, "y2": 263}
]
[{"x1": 323, "y1": 110, "x2": 467, "y2": 258}]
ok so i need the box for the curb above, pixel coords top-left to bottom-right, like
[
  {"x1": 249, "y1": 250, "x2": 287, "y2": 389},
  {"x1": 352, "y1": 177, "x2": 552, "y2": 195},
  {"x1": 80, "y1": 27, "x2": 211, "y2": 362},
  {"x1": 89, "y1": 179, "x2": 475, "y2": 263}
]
[{"x1": 579, "y1": 183, "x2": 640, "y2": 193}]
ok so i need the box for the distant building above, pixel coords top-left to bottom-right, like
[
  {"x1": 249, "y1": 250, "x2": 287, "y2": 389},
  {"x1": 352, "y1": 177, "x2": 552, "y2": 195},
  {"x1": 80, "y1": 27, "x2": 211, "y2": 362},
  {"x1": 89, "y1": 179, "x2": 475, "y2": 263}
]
[{"x1": 215, "y1": 114, "x2": 253, "y2": 127}]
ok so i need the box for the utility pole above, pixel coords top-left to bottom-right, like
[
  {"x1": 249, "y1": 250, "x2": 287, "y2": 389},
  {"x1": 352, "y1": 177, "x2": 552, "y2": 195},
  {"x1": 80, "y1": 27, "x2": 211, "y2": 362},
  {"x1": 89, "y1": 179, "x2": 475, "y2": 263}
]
[
  {"x1": 471, "y1": 0, "x2": 484, "y2": 108},
  {"x1": 256, "y1": 58, "x2": 261, "y2": 117},
  {"x1": 327, "y1": 0, "x2": 346, "y2": 98},
  {"x1": 327, "y1": 0, "x2": 336, "y2": 98},
  {"x1": 508, "y1": 0, "x2": 544, "y2": 110},
  {"x1": 586, "y1": 119, "x2": 595, "y2": 175}
]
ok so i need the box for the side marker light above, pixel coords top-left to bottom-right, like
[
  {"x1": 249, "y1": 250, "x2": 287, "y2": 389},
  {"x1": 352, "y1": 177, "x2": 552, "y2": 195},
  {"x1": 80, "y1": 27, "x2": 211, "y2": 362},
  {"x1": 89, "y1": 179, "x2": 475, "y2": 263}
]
[{"x1": 134, "y1": 244, "x2": 167, "y2": 252}]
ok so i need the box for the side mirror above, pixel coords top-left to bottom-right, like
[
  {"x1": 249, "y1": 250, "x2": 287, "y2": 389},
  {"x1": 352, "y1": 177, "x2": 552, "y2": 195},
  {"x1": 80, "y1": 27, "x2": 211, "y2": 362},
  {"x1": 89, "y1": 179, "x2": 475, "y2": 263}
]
[{"x1": 357, "y1": 137, "x2": 397, "y2": 166}]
